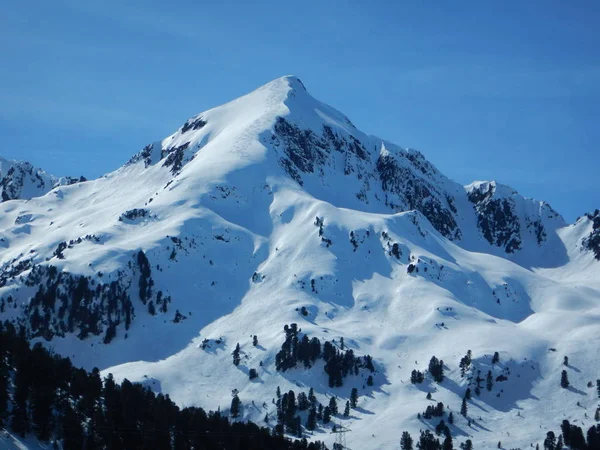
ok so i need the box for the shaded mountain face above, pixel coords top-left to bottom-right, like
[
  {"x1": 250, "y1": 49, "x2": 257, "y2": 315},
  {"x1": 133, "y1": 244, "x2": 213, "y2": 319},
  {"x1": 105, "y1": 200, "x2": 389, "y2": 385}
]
[
  {"x1": 0, "y1": 76, "x2": 598, "y2": 450},
  {"x1": 582, "y1": 209, "x2": 600, "y2": 259},
  {"x1": 0, "y1": 157, "x2": 85, "y2": 202}
]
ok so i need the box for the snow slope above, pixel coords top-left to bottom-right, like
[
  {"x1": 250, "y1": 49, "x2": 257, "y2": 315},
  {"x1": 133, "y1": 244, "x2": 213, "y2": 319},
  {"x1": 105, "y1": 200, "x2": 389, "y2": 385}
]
[{"x1": 0, "y1": 76, "x2": 598, "y2": 449}]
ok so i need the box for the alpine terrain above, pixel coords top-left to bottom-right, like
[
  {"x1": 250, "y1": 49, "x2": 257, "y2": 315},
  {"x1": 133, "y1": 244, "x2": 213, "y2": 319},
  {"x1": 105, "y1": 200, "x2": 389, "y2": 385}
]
[{"x1": 1, "y1": 76, "x2": 599, "y2": 449}]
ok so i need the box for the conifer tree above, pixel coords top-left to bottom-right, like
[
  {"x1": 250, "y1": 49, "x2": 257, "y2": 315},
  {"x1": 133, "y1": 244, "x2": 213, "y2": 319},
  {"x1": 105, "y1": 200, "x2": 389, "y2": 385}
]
[
  {"x1": 429, "y1": 356, "x2": 445, "y2": 383},
  {"x1": 418, "y1": 430, "x2": 442, "y2": 450},
  {"x1": 561, "y1": 370, "x2": 569, "y2": 388},
  {"x1": 350, "y1": 387, "x2": 359, "y2": 408},
  {"x1": 233, "y1": 343, "x2": 241, "y2": 366},
  {"x1": 443, "y1": 434, "x2": 453, "y2": 450},
  {"x1": 0, "y1": 352, "x2": 8, "y2": 426},
  {"x1": 329, "y1": 396, "x2": 338, "y2": 415},
  {"x1": 492, "y1": 351, "x2": 500, "y2": 364},
  {"x1": 231, "y1": 394, "x2": 241, "y2": 417},
  {"x1": 253, "y1": 335, "x2": 258, "y2": 347},
  {"x1": 460, "y1": 440, "x2": 473, "y2": 450},
  {"x1": 367, "y1": 375, "x2": 374, "y2": 386},
  {"x1": 323, "y1": 406, "x2": 331, "y2": 424},
  {"x1": 448, "y1": 412, "x2": 454, "y2": 425},
  {"x1": 344, "y1": 401, "x2": 350, "y2": 417},
  {"x1": 461, "y1": 398, "x2": 468, "y2": 417},
  {"x1": 306, "y1": 407, "x2": 317, "y2": 430},
  {"x1": 543, "y1": 431, "x2": 556, "y2": 450},
  {"x1": 400, "y1": 431, "x2": 414, "y2": 450},
  {"x1": 308, "y1": 387, "x2": 317, "y2": 406},
  {"x1": 465, "y1": 388, "x2": 471, "y2": 400},
  {"x1": 486, "y1": 370, "x2": 493, "y2": 392},
  {"x1": 61, "y1": 405, "x2": 84, "y2": 450},
  {"x1": 297, "y1": 392, "x2": 309, "y2": 411}
]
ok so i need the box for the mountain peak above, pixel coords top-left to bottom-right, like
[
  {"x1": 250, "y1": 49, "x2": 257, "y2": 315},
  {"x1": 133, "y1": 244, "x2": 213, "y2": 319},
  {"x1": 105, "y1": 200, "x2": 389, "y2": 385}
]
[{"x1": 0, "y1": 157, "x2": 85, "y2": 202}]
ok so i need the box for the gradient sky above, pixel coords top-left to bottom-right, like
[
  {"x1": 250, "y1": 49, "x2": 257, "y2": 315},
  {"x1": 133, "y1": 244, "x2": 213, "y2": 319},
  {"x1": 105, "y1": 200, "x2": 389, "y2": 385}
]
[{"x1": 1, "y1": 0, "x2": 598, "y2": 221}]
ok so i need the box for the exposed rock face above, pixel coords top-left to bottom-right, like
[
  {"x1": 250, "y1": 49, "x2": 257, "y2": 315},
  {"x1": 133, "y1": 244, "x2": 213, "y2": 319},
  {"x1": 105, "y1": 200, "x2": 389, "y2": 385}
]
[
  {"x1": 0, "y1": 157, "x2": 84, "y2": 202},
  {"x1": 467, "y1": 182, "x2": 523, "y2": 253},
  {"x1": 376, "y1": 151, "x2": 461, "y2": 240},
  {"x1": 272, "y1": 116, "x2": 461, "y2": 240},
  {"x1": 583, "y1": 209, "x2": 600, "y2": 260}
]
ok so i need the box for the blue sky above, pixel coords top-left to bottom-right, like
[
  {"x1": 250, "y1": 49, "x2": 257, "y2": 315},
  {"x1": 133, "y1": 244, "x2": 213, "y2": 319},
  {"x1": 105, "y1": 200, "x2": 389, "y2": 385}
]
[{"x1": 1, "y1": 0, "x2": 598, "y2": 221}]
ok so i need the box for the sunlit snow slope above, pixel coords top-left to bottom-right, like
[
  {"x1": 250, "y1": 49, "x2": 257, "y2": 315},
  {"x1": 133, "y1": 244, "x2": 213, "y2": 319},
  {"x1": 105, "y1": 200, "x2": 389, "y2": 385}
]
[{"x1": 0, "y1": 76, "x2": 598, "y2": 449}]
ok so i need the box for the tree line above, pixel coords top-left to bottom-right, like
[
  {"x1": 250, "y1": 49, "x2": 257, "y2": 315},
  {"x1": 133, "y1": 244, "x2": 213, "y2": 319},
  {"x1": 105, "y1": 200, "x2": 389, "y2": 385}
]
[{"x1": 0, "y1": 321, "x2": 327, "y2": 450}]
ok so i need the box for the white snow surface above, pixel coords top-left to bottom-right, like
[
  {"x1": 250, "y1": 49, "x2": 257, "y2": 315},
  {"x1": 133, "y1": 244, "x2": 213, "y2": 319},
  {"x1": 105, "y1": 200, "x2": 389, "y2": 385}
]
[{"x1": 0, "y1": 76, "x2": 599, "y2": 449}]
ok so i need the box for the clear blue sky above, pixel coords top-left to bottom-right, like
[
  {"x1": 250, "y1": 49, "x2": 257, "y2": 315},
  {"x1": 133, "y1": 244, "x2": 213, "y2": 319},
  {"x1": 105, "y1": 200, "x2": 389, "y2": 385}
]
[{"x1": 1, "y1": 1, "x2": 598, "y2": 221}]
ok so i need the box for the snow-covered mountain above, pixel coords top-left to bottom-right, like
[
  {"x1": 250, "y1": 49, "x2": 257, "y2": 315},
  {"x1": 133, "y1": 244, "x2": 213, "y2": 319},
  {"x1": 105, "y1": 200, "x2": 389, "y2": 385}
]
[
  {"x1": 0, "y1": 76, "x2": 598, "y2": 449},
  {"x1": 0, "y1": 157, "x2": 85, "y2": 202}
]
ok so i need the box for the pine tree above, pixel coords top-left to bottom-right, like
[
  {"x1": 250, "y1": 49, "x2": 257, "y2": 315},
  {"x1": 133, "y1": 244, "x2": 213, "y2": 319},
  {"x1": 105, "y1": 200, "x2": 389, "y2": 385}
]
[
  {"x1": 400, "y1": 431, "x2": 414, "y2": 450},
  {"x1": 367, "y1": 375, "x2": 374, "y2": 386},
  {"x1": 459, "y1": 350, "x2": 472, "y2": 377},
  {"x1": 543, "y1": 431, "x2": 556, "y2": 450},
  {"x1": 298, "y1": 392, "x2": 309, "y2": 411},
  {"x1": 295, "y1": 415, "x2": 302, "y2": 438},
  {"x1": 435, "y1": 419, "x2": 447, "y2": 436},
  {"x1": 306, "y1": 407, "x2": 317, "y2": 430},
  {"x1": 461, "y1": 398, "x2": 468, "y2": 417},
  {"x1": 561, "y1": 370, "x2": 569, "y2": 388},
  {"x1": 486, "y1": 370, "x2": 493, "y2": 392},
  {"x1": 231, "y1": 394, "x2": 241, "y2": 417},
  {"x1": 587, "y1": 426, "x2": 600, "y2": 450},
  {"x1": 561, "y1": 420, "x2": 572, "y2": 446},
  {"x1": 429, "y1": 356, "x2": 445, "y2": 383},
  {"x1": 323, "y1": 406, "x2": 331, "y2": 424},
  {"x1": 329, "y1": 396, "x2": 338, "y2": 415},
  {"x1": 308, "y1": 387, "x2": 317, "y2": 406},
  {"x1": 427, "y1": 392, "x2": 432, "y2": 400},
  {"x1": 61, "y1": 405, "x2": 84, "y2": 450},
  {"x1": 277, "y1": 386, "x2": 281, "y2": 398},
  {"x1": 233, "y1": 343, "x2": 241, "y2": 366},
  {"x1": 596, "y1": 379, "x2": 600, "y2": 398},
  {"x1": 412, "y1": 369, "x2": 425, "y2": 384},
  {"x1": 350, "y1": 387, "x2": 359, "y2": 408},
  {"x1": 595, "y1": 406, "x2": 600, "y2": 421},
  {"x1": 344, "y1": 401, "x2": 350, "y2": 417},
  {"x1": 0, "y1": 351, "x2": 8, "y2": 426},
  {"x1": 443, "y1": 434, "x2": 453, "y2": 450},
  {"x1": 492, "y1": 351, "x2": 500, "y2": 364},
  {"x1": 11, "y1": 350, "x2": 31, "y2": 436},
  {"x1": 563, "y1": 356, "x2": 568, "y2": 366},
  {"x1": 460, "y1": 440, "x2": 473, "y2": 450},
  {"x1": 556, "y1": 435, "x2": 563, "y2": 449},
  {"x1": 448, "y1": 412, "x2": 454, "y2": 425},
  {"x1": 465, "y1": 388, "x2": 471, "y2": 400},
  {"x1": 253, "y1": 335, "x2": 258, "y2": 347},
  {"x1": 418, "y1": 430, "x2": 441, "y2": 450}
]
